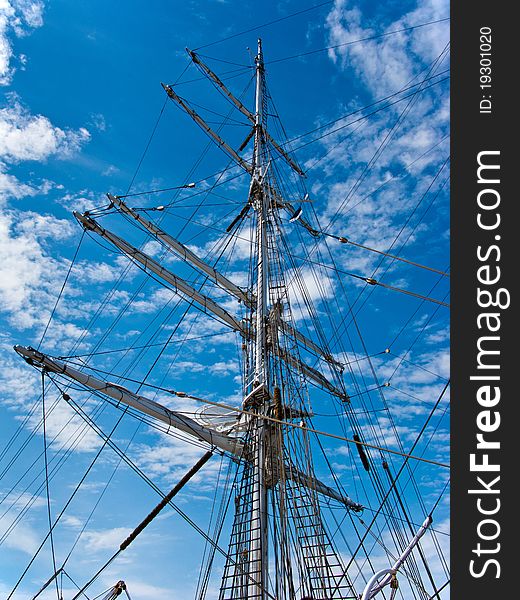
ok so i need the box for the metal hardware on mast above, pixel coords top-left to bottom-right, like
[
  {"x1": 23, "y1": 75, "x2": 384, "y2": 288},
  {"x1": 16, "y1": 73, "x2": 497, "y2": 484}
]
[{"x1": 249, "y1": 37, "x2": 269, "y2": 600}]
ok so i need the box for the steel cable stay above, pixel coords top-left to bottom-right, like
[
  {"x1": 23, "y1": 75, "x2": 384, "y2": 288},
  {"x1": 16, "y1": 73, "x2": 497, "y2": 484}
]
[
  {"x1": 13, "y1": 338, "x2": 446, "y2": 600},
  {"x1": 283, "y1": 74, "x2": 449, "y2": 161},
  {"x1": 4, "y1": 290, "x2": 204, "y2": 552},
  {"x1": 358, "y1": 167, "x2": 450, "y2": 294},
  {"x1": 0, "y1": 396, "x2": 42, "y2": 465},
  {"x1": 134, "y1": 148, "x2": 445, "y2": 266},
  {"x1": 387, "y1": 407, "x2": 451, "y2": 582},
  {"x1": 300, "y1": 169, "x2": 450, "y2": 367},
  {"x1": 30, "y1": 421, "x2": 145, "y2": 600},
  {"x1": 174, "y1": 66, "x2": 255, "y2": 88},
  {"x1": 340, "y1": 381, "x2": 451, "y2": 595},
  {"x1": 256, "y1": 180, "x2": 446, "y2": 458},
  {"x1": 55, "y1": 423, "x2": 143, "y2": 587},
  {"x1": 340, "y1": 482, "x2": 433, "y2": 600},
  {"x1": 6, "y1": 404, "x2": 132, "y2": 600},
  {"x1": 326, "y1": 502, "x2": 450, "y2": 540},
  {"x1": 0, "y1": 392, "x2": 105, "y2": 531},
  {"x1": 0, "y1": 394, "x2": 113, "y2": 550},
  {"x1": 37, "y1": 370, "x2": 448, "y2": 496},
  {"x1": 318, "y1": 231, "x2": 450, "y2": 278},
  {"x1": 321, "y1": 260, "x2": 448, "y2": 590},
  {"x1": 195, "y1": 454, "x2": 238, "y2": 599},
  {"x1": 280, "y1": 193, "x2": 442, "y2": 596},
  {"x1": 264, "y1": 98, "x2": 450, "y2": 364},
  {"x1": 41, "y1": 372, "x2": 61, "y2": 600},
  {"x1": 0, "y1": 394, "x2": 59, "y2": 485},
  {"x1": 20, "y1": 360, "x2": 449, "y2": 470},
  {"x1": 278, "y1": 69, "x2": 449, "y2": 150},
  {"x1": 287, "y1": 251, "x2": 450, "y2": 308},
  {"x1": 387, "y1": 290, "x2": 450, "y2": 386},
  {"x1": 48, "y1": 71, "x2": 250, "y2": 375},
  {"x1": 55, "y1": 330, "x2": 232, "y2": 360},
  {"x1": 308, "y1": 421, "x2": 402, "y2": 593},
  {"x1": 2, "y1": 42, "x2": 256, "y2": 600},
  {"x1": 384, "y1": 351, "x2": 450, "y2": 383},
  {"x1": 350, "y1": 518, "x2": 431, "y2": 599},
  {"x1": 325, "y1": 43, "x2": 451, "y2": 233},
  {"x1": 107, "y1": 70, "x2": 448, "y2": 206},
  {"x1": 55, "y1": 96, "x2": 174, "y2": 369},
  {"x1": 193, "y1": 0, "x2": 335, "y2": 50},
  {"x1": 388, "y1": 385, "x2": 451, "y2": 413},
  {"x1": 351, "y1": 473, "x2": 451, "y2": 600},
  {"x1": 37, "y1": 230, "x2": 85, "y2": 352},
  {"x1": 41, "y1": 384, "x2": 279, "y2": 600},
  {"x1": 292, "y1": 56, "x2": 445, "y2": 177},
  {"x1": 270, "y1": 55, "x2": 450, "y2": 351},
  {"x1": 284, "y1": 216, "x2": 446, "y2": 596},
  {"x1": 265, "y1": 17, "x2": 450, "y2": 66}
]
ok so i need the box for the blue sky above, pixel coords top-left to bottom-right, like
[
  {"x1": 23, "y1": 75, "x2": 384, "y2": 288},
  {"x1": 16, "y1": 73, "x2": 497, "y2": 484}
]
[{"x1": 0, "y1": 1, "x2": 450, "y2": 598}]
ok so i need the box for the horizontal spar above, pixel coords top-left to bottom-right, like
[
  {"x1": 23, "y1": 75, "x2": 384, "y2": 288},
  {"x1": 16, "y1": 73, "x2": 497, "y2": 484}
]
[
  {"x1": 15, "y1": 346, "x2": 362, "y2": 507},
  {"x1": 278, "y1": 348, "x2": 348, "y2": 401},
  {"x1": 162, "y1": 83, "x2": 253, "y2": 174},
  {"x1": 108, "y1": 194, "x2": 254, "y2": 307},
  {"x1": 75, "y1": 212, "x2": 247, "y2": 334},
  {"x1": 76, "y1": 212, "x2": 341, "y2": 392},
  {"x1": 14, "y1": 346, "x2": 244, "y2": 456},
  {"x1": 187, "y1": 48, "x2": 306, "y2": 177}
]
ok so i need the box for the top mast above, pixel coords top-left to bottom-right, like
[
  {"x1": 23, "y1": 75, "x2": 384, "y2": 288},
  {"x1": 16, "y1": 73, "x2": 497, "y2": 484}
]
[{"x1": 253, "y1": 38, "x2": 268, "y2": 387}]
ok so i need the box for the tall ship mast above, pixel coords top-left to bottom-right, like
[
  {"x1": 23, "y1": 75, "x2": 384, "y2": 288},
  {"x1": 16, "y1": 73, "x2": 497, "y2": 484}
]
[{"x1": 5, "y1": 34, "x2": 450, "y2": 600}]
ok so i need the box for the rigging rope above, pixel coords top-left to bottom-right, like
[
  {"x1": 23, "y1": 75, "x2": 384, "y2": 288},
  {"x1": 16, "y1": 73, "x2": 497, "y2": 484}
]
[
  {"x1": 55, "y1": 364, "x2": 449, "y2": 468},
  {"x1": 37, "y1": 230, "x2": 85, "y2": 351},
  {"x1": 193, "y1": 1, "x2": 334, "y2": 50},
  {"x1": 344, "y1": 380, "x2": 450, "y2": 575},
  {"x1": 41, "y1": 373, "x2": 60, "y2": 600},
  {"x1": 266, "y1": 17, "x2": 450, "y2": 65},
  {"x1": 321, "y1": 231, "x2": 449, "y2": 277},
  {"x1": 105, "y1": 72, "x2": 447, "y2": 204},
  {"x1": 70, "y1": 451, "x2": 213, "y2": 599},
  {"x1": 7, "y1": 407, "x2": 130, "y2": 600}
]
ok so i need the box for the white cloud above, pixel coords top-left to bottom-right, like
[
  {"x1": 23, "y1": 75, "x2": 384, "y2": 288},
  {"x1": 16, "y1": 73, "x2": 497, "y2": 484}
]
[
  {"x1": 0, "y1": 101, "x2": 90, "y2": 163},
  {"x1": 316, "y1": 1, "x2": 450, "y2": 259},
  {"x1": 0, "y1": 209, "x2": 73, "y2": 326},
  {"x1": 325, "y1": 0, "x2": 449, "y2": 98},
  {"x1": 134, "y1": 432, "x2": 225, "y2": 491},
  {"x1": 88, "y1": 112, "x2": 107, "y2": 132},
  {"x1": 0, "y1": 165, "x2": 40, "y2": 204},
  {"x1": 0, "y1": 519, "x2": 40, "y2": 555},
  {"x1": 0, "y1": 0, "x2": 44, "y2": 85}
]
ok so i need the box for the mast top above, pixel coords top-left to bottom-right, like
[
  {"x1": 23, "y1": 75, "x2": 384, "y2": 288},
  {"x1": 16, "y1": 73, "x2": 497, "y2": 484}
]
[{"x1": 256, "y1": 38, "x2": 264, "y2": 72}]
